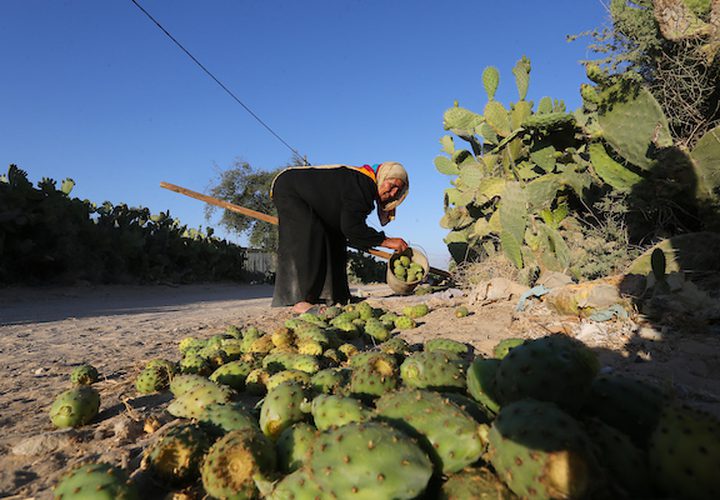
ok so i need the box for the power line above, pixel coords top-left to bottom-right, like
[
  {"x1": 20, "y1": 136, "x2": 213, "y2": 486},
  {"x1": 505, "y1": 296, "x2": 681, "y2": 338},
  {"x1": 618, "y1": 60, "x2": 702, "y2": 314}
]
[{"x1": 129, "y1": 0, "x2": 307, "y2": 163}]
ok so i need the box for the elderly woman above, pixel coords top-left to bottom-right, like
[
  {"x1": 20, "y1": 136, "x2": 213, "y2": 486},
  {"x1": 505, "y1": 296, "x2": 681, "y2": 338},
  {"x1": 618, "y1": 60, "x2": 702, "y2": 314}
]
[{"x1": 270, "y1": 162, "x2": 409, "y2": 313}]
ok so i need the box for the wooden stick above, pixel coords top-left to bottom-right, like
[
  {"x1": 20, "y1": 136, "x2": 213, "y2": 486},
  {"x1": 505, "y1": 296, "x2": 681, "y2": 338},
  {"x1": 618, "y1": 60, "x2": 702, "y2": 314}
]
[{"x1": 160, "y1": 181, "x2": 452, "y2": 279}]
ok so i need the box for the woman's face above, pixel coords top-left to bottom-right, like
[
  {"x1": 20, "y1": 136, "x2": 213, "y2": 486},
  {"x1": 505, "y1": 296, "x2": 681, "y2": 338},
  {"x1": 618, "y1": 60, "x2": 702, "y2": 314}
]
[{"x1": 378, "y1": 178, "x2": 405, "y2": 203}]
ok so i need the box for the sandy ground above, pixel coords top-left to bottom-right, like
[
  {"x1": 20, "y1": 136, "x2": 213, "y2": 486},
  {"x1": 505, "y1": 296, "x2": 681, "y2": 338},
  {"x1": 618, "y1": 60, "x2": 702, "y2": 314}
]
[{"x1": 1, "y1": 282, "x2": 719, "y2": 498}]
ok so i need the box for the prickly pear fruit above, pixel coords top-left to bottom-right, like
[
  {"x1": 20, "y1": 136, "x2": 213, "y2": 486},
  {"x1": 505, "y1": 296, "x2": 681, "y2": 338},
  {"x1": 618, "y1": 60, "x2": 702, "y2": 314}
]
[
  {"x1": 311, "y1": 394, "x2": 370, "y2": 431},
  {"x1": 466, "y1": 357, "x2": 501, "y2": 414},
  {"x1": 439, "y1": 467, "x2": 512, "y2": 500},
  {"x1": 310, "y1": 367, "x2": 349, "y2": 394},
  {"x1": 198, "y1": 402, "x2": 258, "y2": 437},
  {"x1": 266, "y1": 369, "x2": 312, "y2": 391},
  {"x1": 306, "y1": 422, "x2": 433, "y2": 499},
  {"x1": 379, "y1": 337, "x2": 410, "y2": 358},
  {"x1": 276, "y1": 422, "x2": 317, "y2": 474},
  {"x1": 454, "y1": 305, "x2": 470, "y2": 318},
  {"x1": 169, "y1": 374, "x2": 213, "y2": 397},
  {"x1": 394, "y1": 315, "x2": 416, "y2": 330},
  {"x1": 648, "y1": 404, "x2": 720, "y2": 500},
  {"x1": 402, "y1": 303, "x2": 429, "y2": 319},
  {"x1": 425, "y1": 338, "x2": 468, "y2": 356},
  {"x1": 486, "y1": 399, "x2": 598, "y2": 499},
  {"x1": 135, "y1": 366, "x2": 170, "y2": 394},
  {"x1": 400, "y1": 351, "x2": 466, "y2": 392},
  {"x1": 142, "y1": 423, "x2": 210, "y2": 485},
  {"x1": 200, "y1": 428, "x2": 276, "y2": 500},
  {"x1": 209, "y1": 359, "x2": 256, "y2": 391},
  {"x1": 145, "y1": 358, "x2": 176, "y2": 378},
  {"x1": 494, "y1": 335, "x2": 597, "y2": 411},
  {"x1": 363, "y1": 318, "x2": 391, "y2": 342},
  {"x1": 167, "y1": 382, "x2": 235, "y2": 420},
  {"x1": 376, "y1": 389, "x2": 484, "y2": 473},
  {"x1": 350, "y1": 354, "x2": 399, "y2": 399},
  {"x1": 492, "y1": 338, "x2": 525, "y2": 359},
  {"x1": 259, "y1": 381, "x2": 308, "y2": 440},
  {"x1": 50, "y1": 386, "x2": 100, "y2": 428},
  {"x1": 70, "y1": 364, "x2": 99, "y2": 385},
  {"x1": 53, "y1": 462, "x2": 138, "y2": 500},
  {"x1": 245, "y1": 367, "x2": 271, "y2": 395}
]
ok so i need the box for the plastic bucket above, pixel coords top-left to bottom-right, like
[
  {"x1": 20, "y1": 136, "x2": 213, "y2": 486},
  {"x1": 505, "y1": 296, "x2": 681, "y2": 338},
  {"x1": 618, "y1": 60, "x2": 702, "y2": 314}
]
[{"x1": 386, "y1": 247, "x2": 429, "y2": 295}]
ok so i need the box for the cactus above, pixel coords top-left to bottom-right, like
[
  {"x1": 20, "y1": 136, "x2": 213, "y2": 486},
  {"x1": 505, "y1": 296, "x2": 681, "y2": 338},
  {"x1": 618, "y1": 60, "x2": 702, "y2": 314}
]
[
  {"x1": 245, "y1": 367, "x2": 271, "y2": 395},
  {"x1": 135, "y1": 366, "x2": 170, "y2": 394},
  {"x1": 167, "y1": 381, "x2": 235, "y2": 420},
  {"x1": 439, "y1": 467, "x2": 513, "y2": 500},
  {"x1": 267, "y1": 468, "x2": 325, "y2": 500},
  {"x1": 466, "y1": 357, "x2": 502, "y2": 414},
  {"x1": 200, "y1": 428, "x2": 276, "y2": 500},
  {"x1": 266, "y1": 369, "x2": 312, "y2": 391},
  {"x1": 70, "y1": 364, "x2": 99, "y2": 385},
  {"x1": 584, "y1": 417, "x2": 651, "y2": 496},
  {"x1": 276, "y1": 422, "x2": 317, "y2": 473},
  {"x1": 400, "y1": 351, "x2": 467, "y2": 392},
  {"x1": 169, "y1": 374, "x2": 213, "y2": 397},
  {"x1": 394, "y1": 315, "x2": 417, "y2": 330},
  {"x1": 485, "y1": 399, "x2": 599, "y2": 499},
  {"x1": 209, "y1": 359, "x2": 256, "y2": 391},
  {"x1": 197, "y1": 402, "x2": 258, "y2": 437},
  {"x1": 492, "y1": 338, "x2": 525, "y2": 359},
  {"x1": 178, "y1": 353, "x2": 212, "y2": 376},
  {"x1": 53, "y1": 462, "x2": 138, "y2": 500},
  {"x1": 424, "y1": 338, "x2": 468, "y2": 356},
  {"x1": 482, "y1": 66, "x2": 500, "y2": 101},
  {"x1": 648, "y1": 403, "x2": 720, "y2": 500},
  {"x1": 349, "y1": 354, "x2": 399, "y2": 399},
  {"x1": 311, "y1": 394, "x2": 371, "y2": 431},
  {"x1": 362, "y1": 318, "x2": 391, "y2": 342},
  {"x1": 259, "y1": 381, "x2": 308, "y2": 440},
  {"x1": 376, "y1": 389, "x2": 485, "y2": 473},
  {"x1": 310, "y1": 367, "x2": 349, "y2": 394},
  {"x1": 454, "y1": 305, "x2": 470, "y2": 318},
  {"x1": 402, "y1": 303, "x2": 429, "y2": 319},
  {"x1": 49, "y1": 386, "x2": 100, "y2": 428},
  {"x1": 305, "y1": 422, "x2": 433, "y2": 499},
  {"x1": 580, "y1": 374, "x2": 670, "y2": 448},
  {"x1": 494, "y1": 335, "x2": 598, "y2": 411},
  {"x1": 142, "y1": 423, "x2": 211, "y2": 485}
]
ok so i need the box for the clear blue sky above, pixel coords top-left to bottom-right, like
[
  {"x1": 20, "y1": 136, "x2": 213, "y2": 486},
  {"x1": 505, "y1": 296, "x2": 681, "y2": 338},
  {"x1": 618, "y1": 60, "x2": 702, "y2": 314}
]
[{"x1": 1, "y1": 0, "x2": 609, "y2": 268}]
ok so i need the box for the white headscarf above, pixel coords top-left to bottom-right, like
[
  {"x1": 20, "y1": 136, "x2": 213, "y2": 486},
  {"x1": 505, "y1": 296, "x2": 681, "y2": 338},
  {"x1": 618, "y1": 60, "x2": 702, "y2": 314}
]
[{"x1": 376, "y1": 162, "x2": 409, "y2": 226}]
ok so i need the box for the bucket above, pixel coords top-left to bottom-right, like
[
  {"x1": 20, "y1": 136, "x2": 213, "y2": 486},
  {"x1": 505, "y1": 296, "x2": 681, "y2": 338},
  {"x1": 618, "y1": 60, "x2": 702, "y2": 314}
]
[{"x1": 386, "y1": 247, "x2": 430, "y2": 295}]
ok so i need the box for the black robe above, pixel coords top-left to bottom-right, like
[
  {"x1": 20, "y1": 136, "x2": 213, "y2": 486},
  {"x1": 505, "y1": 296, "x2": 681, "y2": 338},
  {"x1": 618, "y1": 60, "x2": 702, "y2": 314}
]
[{"x1": 270, "y1": 166, "x2": 385, "y2": 306}]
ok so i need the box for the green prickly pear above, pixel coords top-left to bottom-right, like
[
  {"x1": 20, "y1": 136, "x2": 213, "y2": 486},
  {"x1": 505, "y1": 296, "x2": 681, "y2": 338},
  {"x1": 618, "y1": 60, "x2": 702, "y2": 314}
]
[
  {"x1": 142, "y1": 423, "x2": 211, "y2": 485},
  {"x1": 70, "y1": 364, "x2": 99, "y2": 385},
  {"x1": 53, "y1": 462, "x2": 138, "y2": 499},
  {"x1": 483, "y1": 66, "x2": 500, "y2": 101},
  {"x1": 49, "y1": 386, "x2": 100, "y2": 428}
]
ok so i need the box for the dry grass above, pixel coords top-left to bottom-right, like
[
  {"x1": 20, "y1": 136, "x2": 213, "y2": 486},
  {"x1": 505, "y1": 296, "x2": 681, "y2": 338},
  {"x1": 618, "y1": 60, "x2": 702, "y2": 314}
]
[{"x1": 453, "y1": 254, "x2": 521, "y2": 289}]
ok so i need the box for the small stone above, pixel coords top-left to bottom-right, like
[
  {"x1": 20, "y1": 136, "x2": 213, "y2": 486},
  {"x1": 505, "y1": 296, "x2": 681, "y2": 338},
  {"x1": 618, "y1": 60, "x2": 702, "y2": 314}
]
[
  {"x1": 12, "y1": 431, "x2": 75, "y2": 456},
  {"x1": 636, "y1": 326, "x2": 664, "y2": 341}
]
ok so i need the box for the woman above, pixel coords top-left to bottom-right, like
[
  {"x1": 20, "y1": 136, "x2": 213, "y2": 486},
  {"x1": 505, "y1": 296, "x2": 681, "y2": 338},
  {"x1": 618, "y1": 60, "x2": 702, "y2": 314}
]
[{"x1": 270, "y1": 162, "x2": 409, "y2": 313}]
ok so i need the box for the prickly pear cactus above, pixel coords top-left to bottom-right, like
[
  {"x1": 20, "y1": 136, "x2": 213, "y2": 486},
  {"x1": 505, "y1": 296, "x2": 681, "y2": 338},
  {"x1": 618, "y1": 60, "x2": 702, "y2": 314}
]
[
  {"x1": 310, "y1": 394, "x2": 370, "y2": 431},
  {"x1": 492, "y1": 338, "x2": 525, "y2": 359},
  {"x1": 266, "y1": 370, "x2": 312, "y2": 391},
  {"x1": 259, "y1": 381, "x2": 308, "y2": 440},
  {"x1": 439, "y1": 467, "x2": 513, "y2": 500},
  {"x1": 135, "y1": 366, "x2": 170, "y2": 394},
  {"x1": 143, "y1": 423, "x2": 211, "y2": 485},
  {"x1": 494, "y1": 335, "x2": 598, "y2": 411},
  {"x1": 305, "y1": 422, "x2": 433, "y2": 499},
  {"x1": 402, "y1": 303, "x2": 430, "y2": 319},
  {"x1": 267, "y1": 468, "x2": 325, "y2": 500},
  {"x1": 648, "y1": 404, "x2": 720, "y2": 500},
  {"x1": 425, "y1": 338, "x2": 468, "y2": 356},
  {"x1": 486, "y1": 399, "x2": 599, "y2": 499},
  {"x1": 197, "y1": 402, "x2": 258, "y2": 437},
  {"x1": 350, "y1": 354, "x2": 399, "y2": 399},
  {"x1": 70, "y1": 364, "x2": 99, "y2": 385},
  {"x1": 454, "y1": 305, "x2": 470, "y2": 318},
  {"x1": 209, "y1": 359, "x2": 256, "y2": 391},
  {"x1": 276, "y1": 422, "x2": 317, "y2": 474},
  {"x1": 200, "y1": 428, "x2": 276, "y2": 500},
  {"x1": 394, "y1": 315, "x2": 417, "y2": 330},
  {"x1": 53, "y1": 462, "x2": 138, "y2": 500},
  {"x1": 376, "y1": 389, "x2": 485, "y2": 474},
  {"x1": 466, "y1": 357, "x2": 502, "y2": 414},
  {"x1": 363, "y1": 318, "x2": 391, "y2": 342},
  {"x1": 167, "y1": 381, "x2": 236, "y2": 420},
  {"x1": 49, "y1": 386, "x2": 100, "y2": 428},
  {"x1": 309, "y1": 367, "x2": 349, "y2": 394},
  {"x1": 400, "y1": 351, "x2": 467, "y2": 391}
]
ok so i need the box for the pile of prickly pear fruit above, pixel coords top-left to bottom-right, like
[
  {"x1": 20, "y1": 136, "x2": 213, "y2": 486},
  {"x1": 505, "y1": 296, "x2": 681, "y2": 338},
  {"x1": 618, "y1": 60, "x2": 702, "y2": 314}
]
[
  {"x1": 51, "y1": 302, "x2": 720, "y2": 500},
  {"x1": 393, "y1": 254, "x2": 425, "y2": 283}
]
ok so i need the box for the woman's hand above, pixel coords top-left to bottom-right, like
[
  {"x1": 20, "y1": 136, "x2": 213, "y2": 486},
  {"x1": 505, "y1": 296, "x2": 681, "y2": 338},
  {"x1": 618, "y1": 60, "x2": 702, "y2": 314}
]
[{"x1": 381, "y1": 237, "x2": 409, "y2": 253}]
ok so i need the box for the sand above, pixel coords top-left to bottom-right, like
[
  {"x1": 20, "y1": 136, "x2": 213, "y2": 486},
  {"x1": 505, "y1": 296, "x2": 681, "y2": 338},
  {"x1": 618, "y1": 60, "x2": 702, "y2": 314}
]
[{"x1": 1, "y1": 282, "x2": 719, "y2": 498}]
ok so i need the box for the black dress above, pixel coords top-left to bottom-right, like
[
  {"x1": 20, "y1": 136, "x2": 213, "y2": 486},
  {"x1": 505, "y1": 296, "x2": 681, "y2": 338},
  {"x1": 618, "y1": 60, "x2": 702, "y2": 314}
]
[{"x1": 270, "y1": 165, "x2": 385, "y2": 306}]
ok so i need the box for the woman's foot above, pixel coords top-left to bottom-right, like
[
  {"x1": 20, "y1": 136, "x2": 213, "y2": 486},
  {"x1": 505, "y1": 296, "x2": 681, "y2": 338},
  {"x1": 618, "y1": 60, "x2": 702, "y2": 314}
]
[{"x1": 292, "y1": 301, "x2": 315, "y2": 314}]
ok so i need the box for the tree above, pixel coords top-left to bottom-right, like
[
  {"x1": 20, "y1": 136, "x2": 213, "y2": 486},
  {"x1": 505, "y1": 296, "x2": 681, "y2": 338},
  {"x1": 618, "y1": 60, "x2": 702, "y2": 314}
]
[{"x1": 205, "y1": 159, "x2": 287, "y2": 251}]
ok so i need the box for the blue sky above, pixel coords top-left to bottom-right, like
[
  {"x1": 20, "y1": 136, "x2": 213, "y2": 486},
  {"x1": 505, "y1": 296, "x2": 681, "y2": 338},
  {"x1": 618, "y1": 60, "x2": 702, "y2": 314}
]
[{"x1": 1, "y1": 0, "x2": 609, "y2": 268}]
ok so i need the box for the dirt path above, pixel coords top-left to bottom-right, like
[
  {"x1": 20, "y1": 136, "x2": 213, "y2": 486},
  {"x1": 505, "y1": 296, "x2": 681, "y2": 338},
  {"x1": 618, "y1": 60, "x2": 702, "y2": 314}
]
[{"x1": 1, "y1": 283, "x2": 719, "y2": 498}]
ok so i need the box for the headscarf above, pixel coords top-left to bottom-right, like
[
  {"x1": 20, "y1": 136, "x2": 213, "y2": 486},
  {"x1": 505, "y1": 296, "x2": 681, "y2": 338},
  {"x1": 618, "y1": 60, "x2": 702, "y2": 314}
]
[{"x1": 375, "y1": 161, "x2": 409, "y2": 226}]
